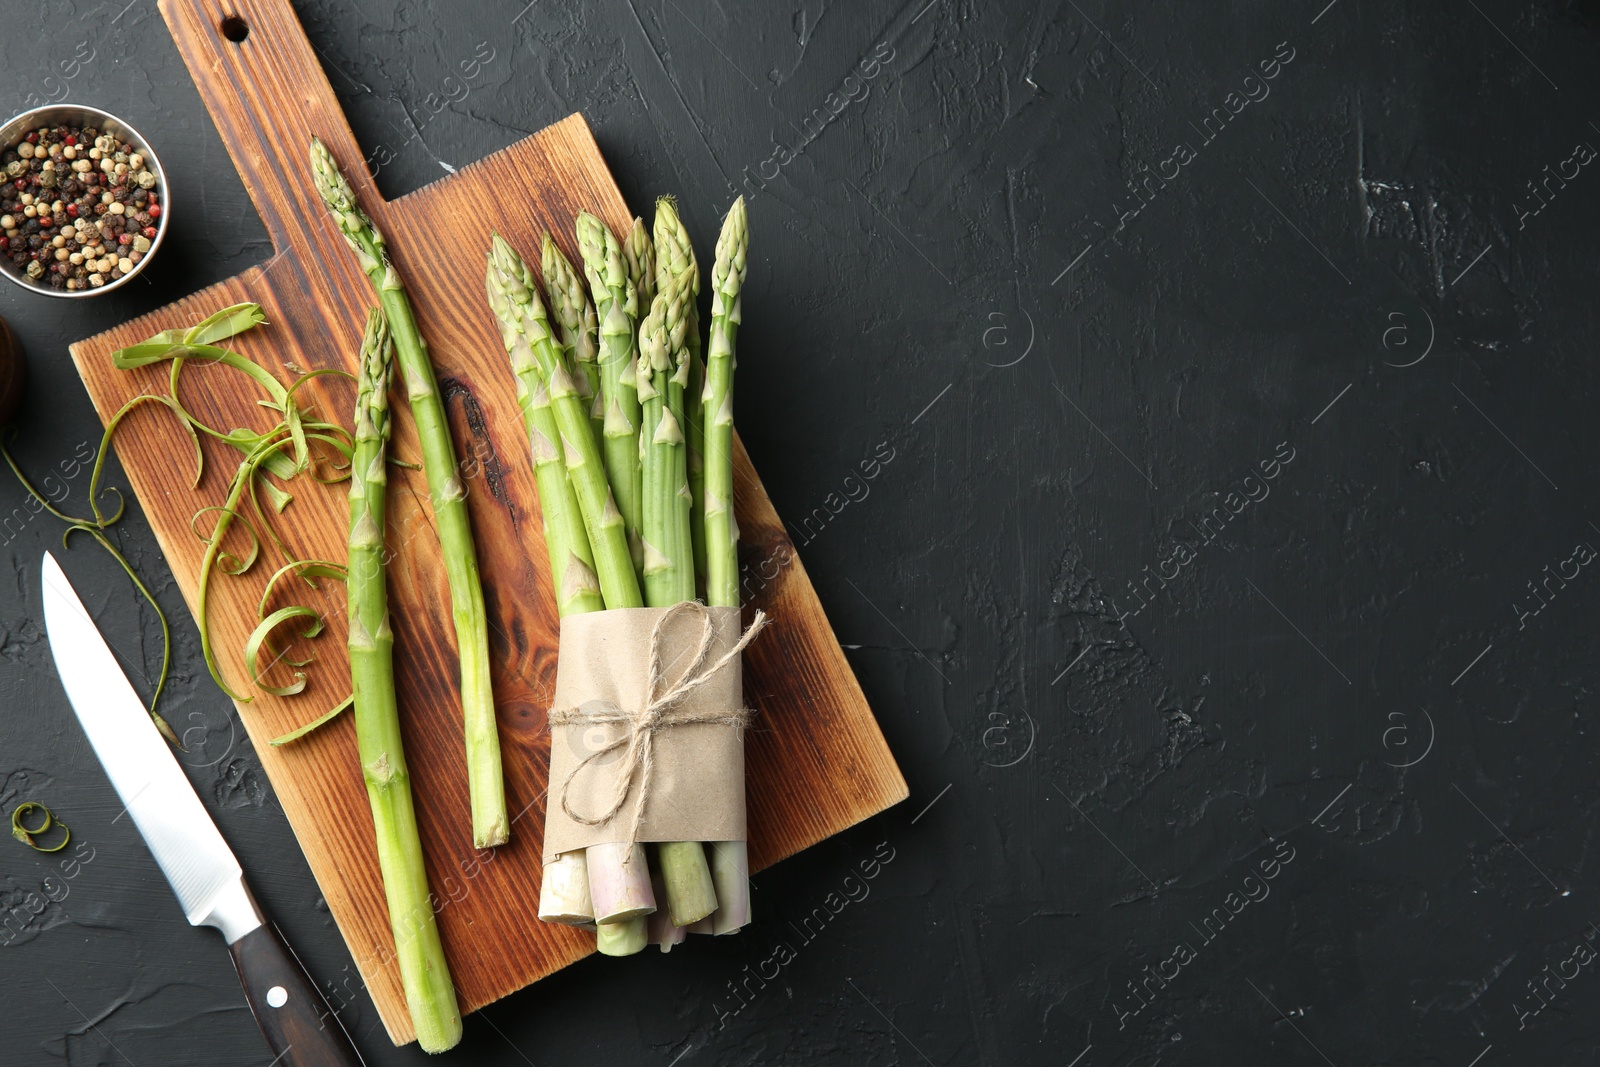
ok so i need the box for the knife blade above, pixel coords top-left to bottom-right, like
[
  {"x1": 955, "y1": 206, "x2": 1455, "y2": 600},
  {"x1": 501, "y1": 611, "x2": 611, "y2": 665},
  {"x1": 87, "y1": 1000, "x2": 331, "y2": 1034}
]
[{"x1": 41, "y1": 552, "x2": 364, "y2": 1067}]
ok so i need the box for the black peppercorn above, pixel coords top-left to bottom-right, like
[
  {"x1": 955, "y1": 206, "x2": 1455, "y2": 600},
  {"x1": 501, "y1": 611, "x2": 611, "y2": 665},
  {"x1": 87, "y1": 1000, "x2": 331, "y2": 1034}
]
[{"x1": 1, "y1": 123, "x2": 161, "y2": 290}]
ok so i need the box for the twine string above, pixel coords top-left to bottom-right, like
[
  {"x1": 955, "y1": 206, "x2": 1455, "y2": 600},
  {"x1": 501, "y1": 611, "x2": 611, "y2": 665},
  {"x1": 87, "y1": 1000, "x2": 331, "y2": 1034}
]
[{"x1": 549, "y1": 602, "x2": 768, "y2": 842}]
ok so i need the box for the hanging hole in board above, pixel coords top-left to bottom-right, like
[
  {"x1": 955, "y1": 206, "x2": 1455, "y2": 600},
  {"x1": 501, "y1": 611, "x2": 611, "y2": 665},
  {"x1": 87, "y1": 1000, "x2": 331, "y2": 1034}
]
[{"x1": 220, "y1": 16, "x2": 250, "y2": 43}]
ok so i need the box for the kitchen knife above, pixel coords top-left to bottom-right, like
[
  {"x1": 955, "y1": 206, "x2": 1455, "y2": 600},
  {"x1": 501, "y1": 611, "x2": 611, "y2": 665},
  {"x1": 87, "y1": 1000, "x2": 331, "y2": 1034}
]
[{"x1": 41, "y1": 552, "x2": 365, "y2": 1067}]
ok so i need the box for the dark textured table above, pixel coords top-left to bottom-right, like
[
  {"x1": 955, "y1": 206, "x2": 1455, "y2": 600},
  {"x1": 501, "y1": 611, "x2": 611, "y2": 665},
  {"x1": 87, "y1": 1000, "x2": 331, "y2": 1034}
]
[{"x1": 3, "y1": 1, "x2": 1599, "y2": 1063}]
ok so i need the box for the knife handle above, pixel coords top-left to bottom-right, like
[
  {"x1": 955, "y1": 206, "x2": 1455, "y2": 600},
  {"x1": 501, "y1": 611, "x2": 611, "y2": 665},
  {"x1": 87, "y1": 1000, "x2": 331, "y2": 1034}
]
[{"x1": 228, "y1": 922, "x2": 366, "y2": 1066}]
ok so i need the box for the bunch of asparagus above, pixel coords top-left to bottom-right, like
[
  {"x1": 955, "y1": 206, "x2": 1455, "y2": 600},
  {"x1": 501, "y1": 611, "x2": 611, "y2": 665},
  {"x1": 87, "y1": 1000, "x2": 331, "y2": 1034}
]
[{"x1": 485, "y1": 196, "x2": 750, "y2": 955}]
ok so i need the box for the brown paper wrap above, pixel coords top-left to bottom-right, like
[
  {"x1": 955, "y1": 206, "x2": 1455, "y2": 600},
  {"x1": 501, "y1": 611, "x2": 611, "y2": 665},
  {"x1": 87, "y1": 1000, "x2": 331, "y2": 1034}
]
[{"x1": 542, "y1": 604, "x2": 765, "y2": 864}]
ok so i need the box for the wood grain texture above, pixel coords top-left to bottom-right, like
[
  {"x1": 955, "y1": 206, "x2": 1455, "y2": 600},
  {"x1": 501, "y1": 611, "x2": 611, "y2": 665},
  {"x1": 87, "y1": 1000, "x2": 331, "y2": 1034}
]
[{"x1": 64, "y1": 0, "x2": 906, "y2": 1047}]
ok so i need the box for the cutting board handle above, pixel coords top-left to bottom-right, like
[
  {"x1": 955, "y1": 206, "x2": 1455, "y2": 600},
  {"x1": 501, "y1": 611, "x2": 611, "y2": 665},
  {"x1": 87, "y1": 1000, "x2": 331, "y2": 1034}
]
[{"x1": 158, "y1": 0, "x2": 384, "y2": 266}]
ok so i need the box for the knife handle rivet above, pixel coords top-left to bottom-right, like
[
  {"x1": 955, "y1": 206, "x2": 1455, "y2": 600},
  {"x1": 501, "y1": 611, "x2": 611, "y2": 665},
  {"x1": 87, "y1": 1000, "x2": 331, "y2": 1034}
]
[{"x1": 266, "y1": 985, "x2": 289, "y2": 1008}]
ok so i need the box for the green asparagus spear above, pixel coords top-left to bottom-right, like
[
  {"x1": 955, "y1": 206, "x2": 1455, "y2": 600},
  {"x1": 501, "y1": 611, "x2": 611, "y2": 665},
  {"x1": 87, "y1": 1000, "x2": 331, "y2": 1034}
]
[
  {"x1": 576, "y1": 212, "x2": 644, "y2": 577},
  {"x1": 662, "y1": 279, "x2": 695, "y2": 607},
  {"x1": 347, "y1": 308, "x2": 462, "y2": 1052},
  {"x1": 311, "y1": 137, "x2": 508, "y2": 849},
  {"x1": 704, "y1": 198, "x2": 748, "y2": 608},
  {"x1": 541, "y1": 233, "x2": 604, "y2": 447},
  {"x1": 487, "y1": 236, "x2": 604, "y2": 617},
  {"x1": 700, "y1": 198, "x2": 752, "y2": 933},
  {"x1": 652, "y1": 196, "x2": 707, "y2": 593},
  {"x1": 638, "y1": 276, "x2": 718, "y2": 926},
  {"x1": 638, "y1": 280, "x2": 686, "y2": 605}
]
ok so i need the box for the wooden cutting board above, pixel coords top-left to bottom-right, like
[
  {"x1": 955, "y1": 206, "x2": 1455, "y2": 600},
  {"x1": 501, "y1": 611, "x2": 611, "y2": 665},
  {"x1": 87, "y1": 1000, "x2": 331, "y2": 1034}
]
[{"x1": 65, "y1": 0, "x2": 906, "y2": 1046}]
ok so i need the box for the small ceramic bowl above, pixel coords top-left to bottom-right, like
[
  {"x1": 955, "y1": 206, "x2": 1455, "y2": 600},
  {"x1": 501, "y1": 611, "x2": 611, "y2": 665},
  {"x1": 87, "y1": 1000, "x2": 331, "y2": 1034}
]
[{"x1": 0, "y1": 104, "x2": 170, "y2": 298}]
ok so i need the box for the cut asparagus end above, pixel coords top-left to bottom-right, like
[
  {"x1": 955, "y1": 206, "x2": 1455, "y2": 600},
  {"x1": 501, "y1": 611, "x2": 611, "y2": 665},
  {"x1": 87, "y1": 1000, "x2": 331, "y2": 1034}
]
[
  {"x1": 708, "y1": 840, "x2": 751, "y2": 934},
  {"x1": 656, "y1": 840, "x2": 718, "y2": 926},
  {"x1": 595, "y1": 915, "x2": 649, "y2": 957},
  {"x1": 586, "y1": 841, "x2": 656, "y2": 923},
  {"x1": 538, "y1": 850, "x2": 595, "y2": 925},
  {"x1": 647, "y1": 868, "x2": 687, "y2": 951},
  {"x1": 473, "y1": 810, "x2": 509, "y2": 851}
]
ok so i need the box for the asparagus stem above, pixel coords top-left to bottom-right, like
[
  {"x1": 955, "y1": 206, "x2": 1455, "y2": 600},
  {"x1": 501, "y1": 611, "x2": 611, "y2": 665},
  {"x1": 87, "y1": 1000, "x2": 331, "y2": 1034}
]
[
  {"x1": 637, "y1": 276, "x2": 719, "y2": 924},
  {"x1": 348, "y1": 309, "x2": 462, "y2": 1052},
  {"x1": 595, "y1": 914, "x2": 648, "y2": 957},
  {"x1": 652, "y1": 196, "x2": 707, "y2": 594},
  {"x1": 487, "y1": 235, "x2": 603, "y2": 618},
  {"x1": 647, "y1": 862, "x2": 687, "y2": 951},
  {"x1": 656, "y1": 839, "x2": 717, "y2": 926},
  {"x1": 312, "y1": 137, "x2": 508, "y2": 849},
  {"x1": 703, "y1": 198, "x2": 747, "y2": 608},
  {"x1": 638, "y1": 314, "x2": 666, "y2": 602},
  {"x1": 665, "y1": 305, "x2": 695, "y2": 608},
  {"x1": 586, "y1": 840, "x2": 655, "y2": 924},
  {"x1": 707, "y1": 840, "x2": 751, "y2": 934},
  {"x1": 488, "y1": 237, "x2": 642, "y2": 609},
  {"x1": 538, "y1": 850, "x2": 594, "y2": 925},
  {"x1": 577, "y1": 212, "x2": 645, "y2": 577},
  {"x1": 541, "y1": 233, "x2": 604, "y2": 447},
  {"x1": 638, "y1": 279, "x2": 689, "y2": 607},
  {"x1": 702, "y1": 199, "x2": 751, "y2": 932}
]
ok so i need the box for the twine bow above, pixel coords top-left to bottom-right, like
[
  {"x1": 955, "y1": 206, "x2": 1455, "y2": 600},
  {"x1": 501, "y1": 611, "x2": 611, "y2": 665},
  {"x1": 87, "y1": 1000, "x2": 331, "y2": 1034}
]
[{"x1": 548, "y1": 602, "x2": 769, "y2": 844}]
